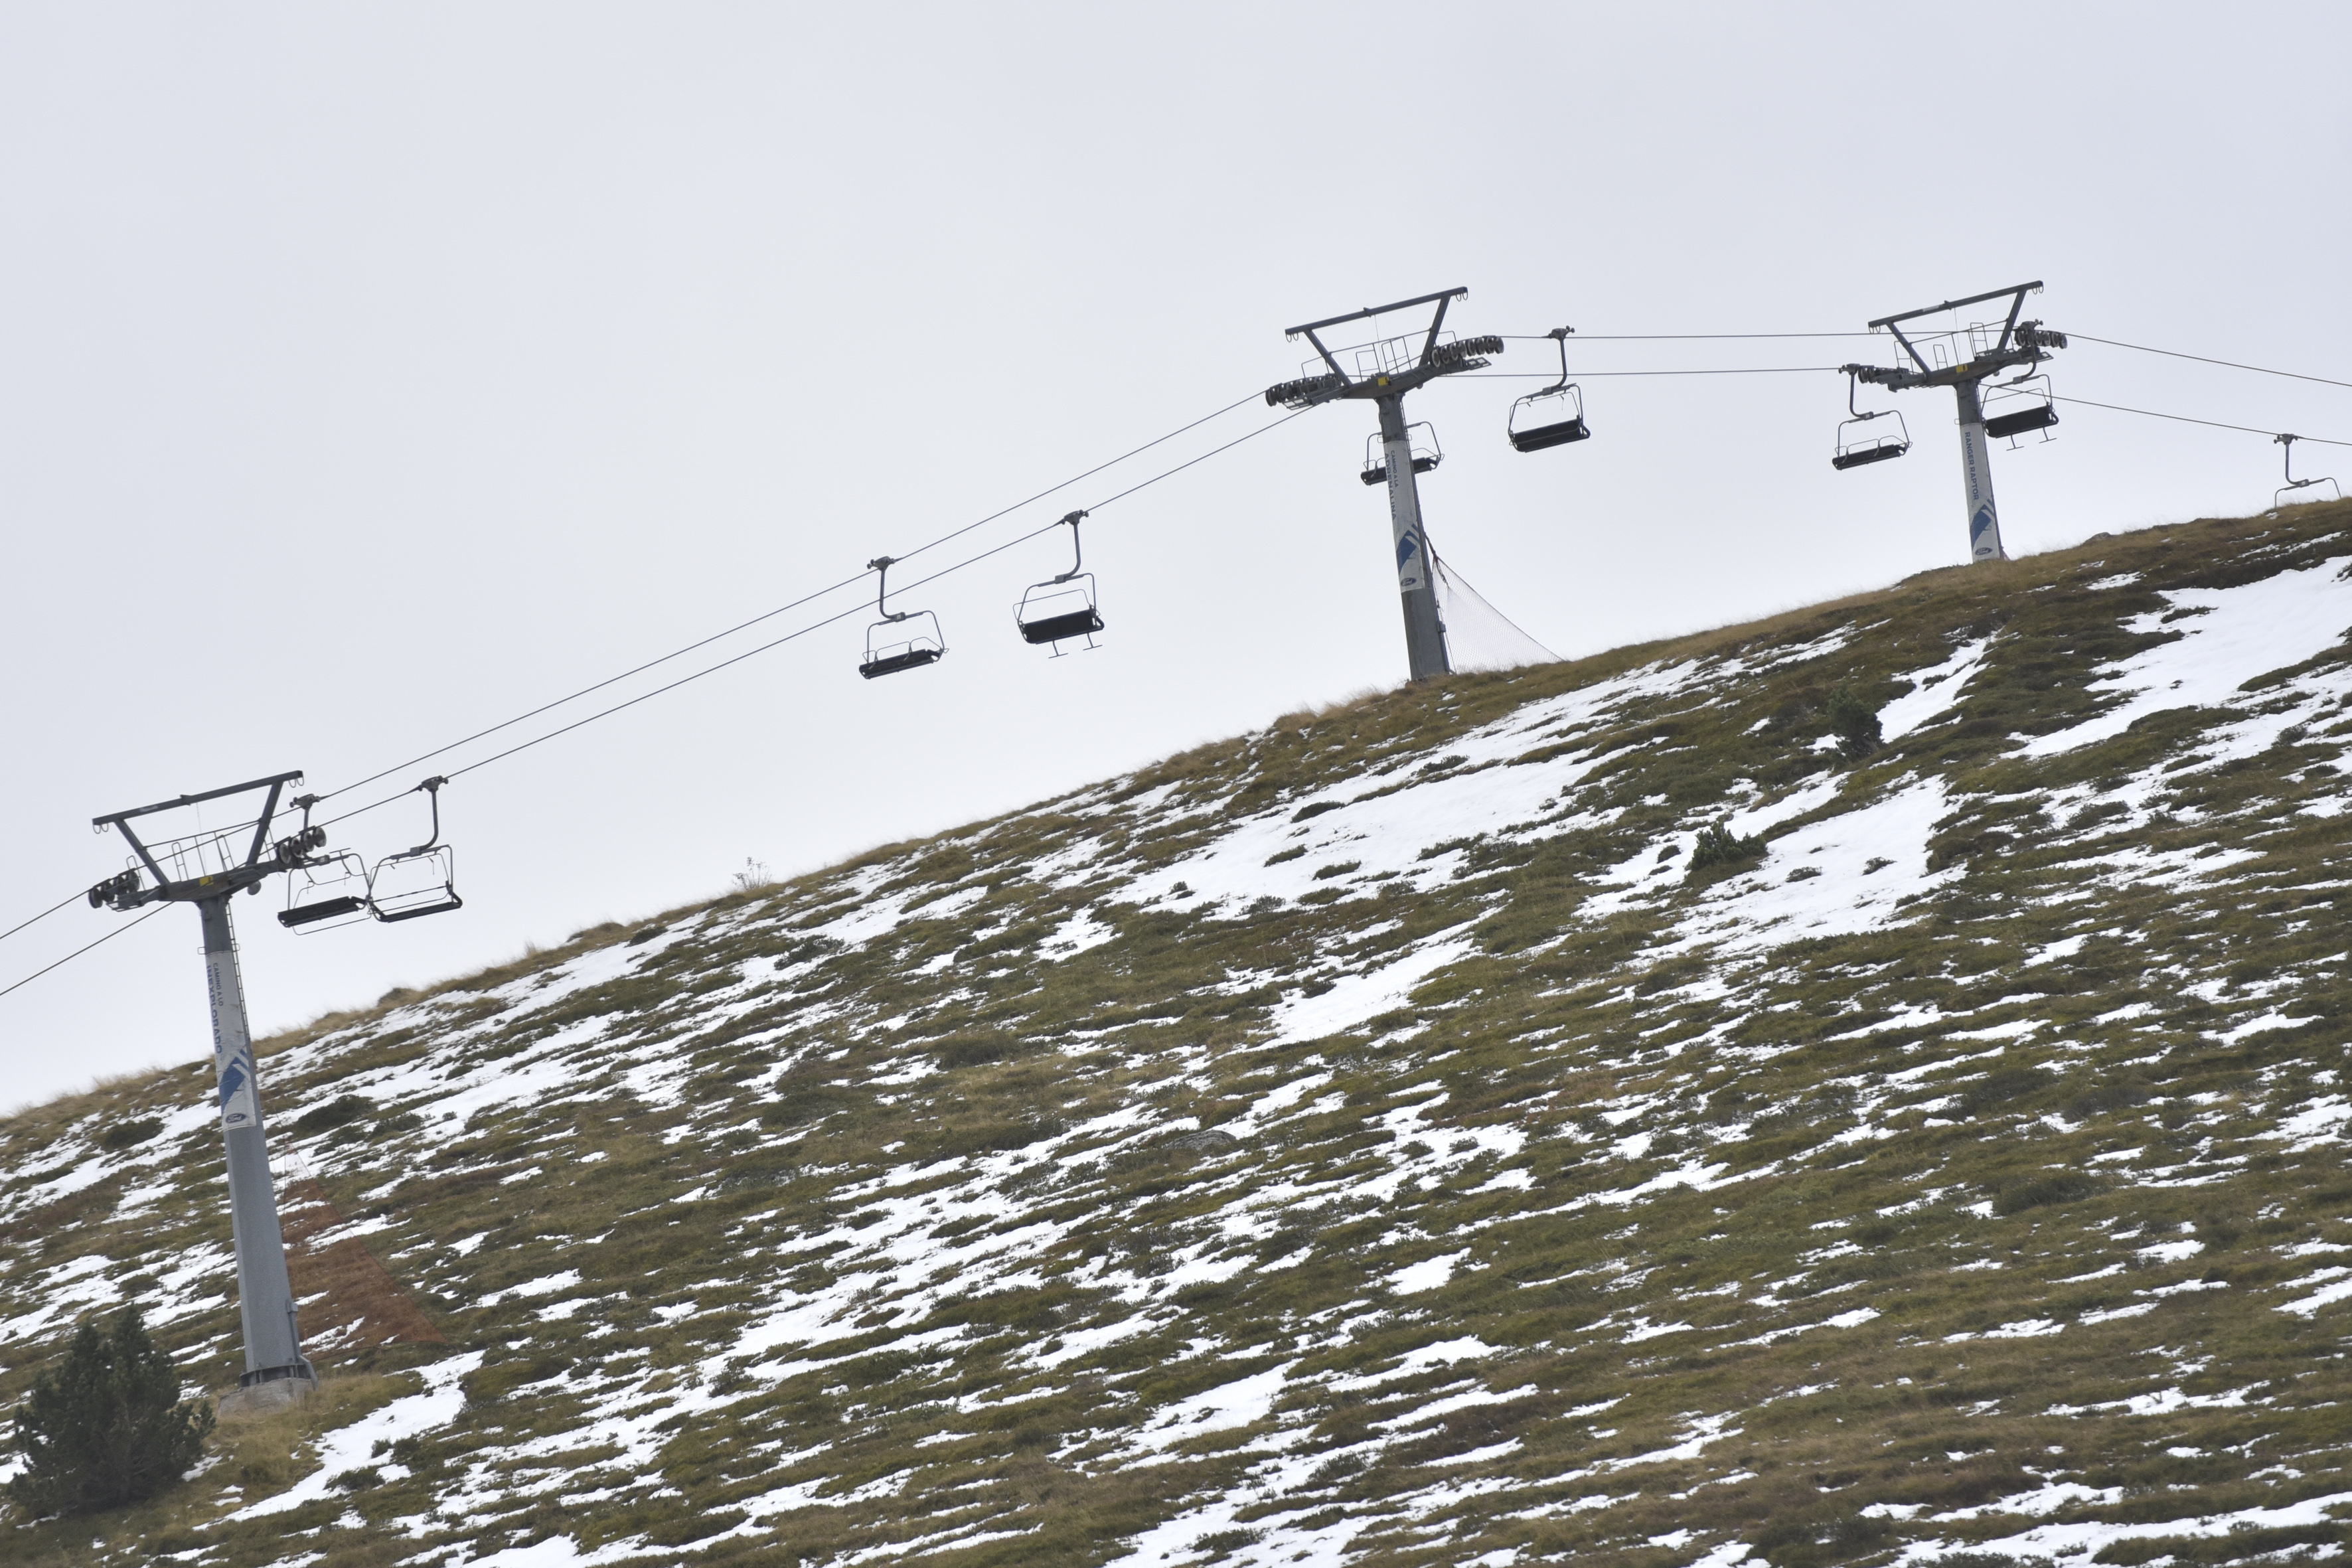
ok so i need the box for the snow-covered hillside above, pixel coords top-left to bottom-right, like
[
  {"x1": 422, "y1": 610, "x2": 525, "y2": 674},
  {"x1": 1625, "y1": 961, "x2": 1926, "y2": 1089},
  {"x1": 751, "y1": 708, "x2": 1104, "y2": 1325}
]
[{"x1": 6, "y1": 501, "x2": 2352, "y2": 1568}]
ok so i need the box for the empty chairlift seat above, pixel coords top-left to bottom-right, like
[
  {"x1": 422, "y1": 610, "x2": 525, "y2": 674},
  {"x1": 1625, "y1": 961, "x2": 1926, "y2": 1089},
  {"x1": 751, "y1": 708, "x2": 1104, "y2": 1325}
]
[
  {"x1": 1832, "y1": 413, "x2": 1911, "y2": 470},
  {"x1": 858, "y1": 555, "x2": 949, "y2": 678},
  {"x1": 1013, "y1": 512, "x2": 1105, "y2": 655},
  {"x1": 1830, "y1": 371, "x2": 1911, "y2": 471},
  {"x1": 1507, "y1": 326, "x2": 1591, "y2": 453},
  {"x1": 279, "y1": 854, "x2": 372, "y2": 931},
  {"x1": 1361, "y1": 425, "x2": 1445, "y2": 485},
  {"x1": 1507, "y1": 391, "x2": 1591, "y2": 452},
  {"x1": 366, "y1": 777, "x2": 464, "y2": 923},
  {"x1": 860, "y1": 632, "x2": 946, "y2": 678},
  {"x1": 1983, "y1": 374, "x2": 2059, "y2": 443}
]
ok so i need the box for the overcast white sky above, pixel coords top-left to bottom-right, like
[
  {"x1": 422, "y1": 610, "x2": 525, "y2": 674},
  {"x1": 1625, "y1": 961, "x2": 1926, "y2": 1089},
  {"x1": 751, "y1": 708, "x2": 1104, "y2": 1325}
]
[{"x1": 4, "y1": 3, "x2": 2349, "y2": 1109}]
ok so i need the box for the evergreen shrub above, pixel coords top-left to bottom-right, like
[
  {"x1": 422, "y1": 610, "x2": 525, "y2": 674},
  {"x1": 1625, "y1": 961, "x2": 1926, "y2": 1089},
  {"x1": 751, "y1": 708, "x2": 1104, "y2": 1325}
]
[
  {"x1": 1687, "y1": 823, "x2": 1767, "y2": 876},
  {"x1": 7, "y1": 1306, "x2": 213, "y2": 1518},
  {"x1": 1827, "y1": 686, "x2": 1883, "y2": 759}
]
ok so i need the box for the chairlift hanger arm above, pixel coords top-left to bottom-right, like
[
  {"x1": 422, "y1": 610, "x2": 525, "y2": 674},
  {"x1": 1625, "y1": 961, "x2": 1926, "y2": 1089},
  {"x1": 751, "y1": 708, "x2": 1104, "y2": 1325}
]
[
  {"x1": 868, "y1": 557, "x2": 909, "y2": 623},
  {"x1": 406, "y1": 777, "x2": 448, "y2": 856},
  {"x1": 1541, "y1": 326, "x2": 1575, "y2": 396},
  {"x1": 1053, "y1": 510, "x2": 1087, "y2": 584}
]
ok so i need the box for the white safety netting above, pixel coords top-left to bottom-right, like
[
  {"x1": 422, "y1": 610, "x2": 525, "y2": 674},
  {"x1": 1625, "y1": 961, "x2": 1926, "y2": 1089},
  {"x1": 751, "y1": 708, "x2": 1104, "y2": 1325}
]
[{"x1": 1433, "y1": 554, "x2": 1560, "y2": 674}]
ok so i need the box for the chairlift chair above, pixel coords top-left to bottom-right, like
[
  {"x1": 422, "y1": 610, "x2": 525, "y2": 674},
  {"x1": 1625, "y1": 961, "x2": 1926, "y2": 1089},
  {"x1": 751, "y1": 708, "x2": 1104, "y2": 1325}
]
[
  {"x1": 1014, "y1": 511, "x2": 1105, "y2": 655},
  {"x1": 2273, "y1": 433, "x2": 2341, "y2": 512},
  {"x1": 1983, "y1": 372, "x2": 2059, "y2": 443},
  {"x1": 1831, "y1": 371, "x2": 1912, "y2": 471},
  {"x1": 368, "y1": 777, "x2": 463, "y2": 923},
  {"x1": 1506, "y1": 327, "x2": 1591, "y2": 453},
  {"x1": 270, "y1": 794, "x2": 369, "y2": 930},
  {"x1": 1361, "y1": 424, "x2": 1444, "y2": 486},
  {"x1": 860, "y1": 556, "x2": 947, "y2": 678},
  {"x1": 279, "y1": 852, "x2": 372, "y2": 931}
]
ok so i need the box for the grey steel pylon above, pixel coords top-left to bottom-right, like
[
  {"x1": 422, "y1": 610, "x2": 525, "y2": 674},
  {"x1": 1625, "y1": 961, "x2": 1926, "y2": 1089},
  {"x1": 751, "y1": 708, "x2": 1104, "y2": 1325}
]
[
  {"x1": 1267, "y1": 287, "x2": 1502, "y2": 682},
  {"x1": 90, "y1": 771, "x2": 321, "y2": 1394}
]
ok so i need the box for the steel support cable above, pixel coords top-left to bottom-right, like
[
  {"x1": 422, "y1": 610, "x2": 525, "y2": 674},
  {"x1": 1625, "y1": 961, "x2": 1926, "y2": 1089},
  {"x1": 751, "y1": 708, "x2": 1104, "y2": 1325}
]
[
  {"x1": 311, "y1": 403, "x2": 1317, "y2": 831},
  {"x1": 7, "y1": 402, "x2": 1314, "y2": 1001},
  {"x1": 312, "y1": 388, "x2": 1269, "y2": 809},
  {"x1": 2046, "y1": 394, "x2": 2352, "y2": 447},
  {"x1": 1460, "y1": 366, "x2": 1845, "y2": 377},
  {"x1": 1499, "y1": 331, "x2": 1879, "y2": 341},
  {"x1": 2066, "y1": 334, "x2": 2352, "y2": 393},
  {"x1": 0, "y1": 890, "x2": 86, "y2": 949},
  {"x1": 0, "y1": 904, "x2": 170, "y2": 1002}
]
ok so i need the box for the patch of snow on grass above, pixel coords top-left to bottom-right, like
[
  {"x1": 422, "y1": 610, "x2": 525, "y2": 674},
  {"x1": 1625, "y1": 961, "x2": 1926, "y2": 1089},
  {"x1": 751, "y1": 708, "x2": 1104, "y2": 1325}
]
[
  {"x1": 1670, "y1": 779, "x2": 1958, "y2": 955},
  {"x1": 1879, "y1": 637, "x2": 1994, "y2": 740},
  {"x1": 1389, "y1": 1251, "x2": 1468, "y2": 1294},
  {"x1": 2018, "y1": 556, "x2": 2352, "y2": 759},
  {"x1": 228, "y1": 1352, "x2": 484, "y2": 1519},
  {"x1": 1122, "y1": 1362, "x2": 1295, "y2": 1458},
  {"x1": 1265, "y1": 930, "x2": 1477, "y2": 1046}
]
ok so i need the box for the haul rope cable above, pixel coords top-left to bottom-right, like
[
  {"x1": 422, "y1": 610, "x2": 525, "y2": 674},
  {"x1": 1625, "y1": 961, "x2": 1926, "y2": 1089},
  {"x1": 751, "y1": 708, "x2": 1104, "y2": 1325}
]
[
  {"x1": 312, "y1": 388, "x2": 1270, "y2": 809},
  {"x1": 0, "y1": 905, "x2": 171, "y2": 1003},
  {"x1": 309, "y1": 402, "x2": 1318, "y2": 832},
  {"x1": 2044, "y1": 394, "x2": 2352, "y2": 447},
  {"x1": 2065, "y1": 334, "x2": 2352, "y2": 393},
  {"x1": 10, "y1": 329, "x2": 2347, "y2": 969},
  {"x1": 0, "y1": 391, "x2": 1287, "y2": 965}
]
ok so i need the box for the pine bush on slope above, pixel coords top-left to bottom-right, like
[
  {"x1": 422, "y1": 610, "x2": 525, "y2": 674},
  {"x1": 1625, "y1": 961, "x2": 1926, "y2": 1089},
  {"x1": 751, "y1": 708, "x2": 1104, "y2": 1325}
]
[
  {"x1": 7, "y1": 1306, "x2": 214, "y2": 1518},
  {"x1": 3, "y1": 503, "x2": 2351, "y2": 1566}
]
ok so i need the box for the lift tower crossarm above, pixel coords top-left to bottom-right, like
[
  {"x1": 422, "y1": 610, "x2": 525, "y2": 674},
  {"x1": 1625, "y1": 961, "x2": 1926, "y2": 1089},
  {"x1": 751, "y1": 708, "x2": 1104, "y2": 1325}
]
[
  {"x1": 1268, "y1": 289, "x2": 1502, "y2": 410},
  {"x1": 93, "y1": 770, "x2": 305, "y2": 907}
]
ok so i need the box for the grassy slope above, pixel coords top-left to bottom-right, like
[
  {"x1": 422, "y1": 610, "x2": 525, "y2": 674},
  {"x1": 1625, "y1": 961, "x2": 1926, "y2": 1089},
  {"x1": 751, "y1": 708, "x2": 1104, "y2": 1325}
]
[{"x1": 3, "y1": 501, "x2": 2351, "y2": 1568}]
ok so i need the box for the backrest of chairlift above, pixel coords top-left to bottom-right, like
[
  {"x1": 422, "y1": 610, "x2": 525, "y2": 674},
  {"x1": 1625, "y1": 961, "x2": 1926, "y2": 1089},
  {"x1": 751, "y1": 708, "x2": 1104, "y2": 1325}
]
[
  {"x1": 862, "y1": 609, "x2": 946, "y2": 677},
  {"x1": 368, "y1": 844, "x2": 462, "y2": 922},
  {"x1": 1982, "y1": 376, "x2": 2058, "y2": 443},
  {"x1": 1362, "y1": 426, "x2": 1443, "y2": 485},
  {"x1": 1832, "y1": 409, "x2": 1910, "y2": 471},
  {"x1": 1016, "y1": 575, "x2": 1103, "y2": 647},
  {"x1": 1507, "y1": 385, "x2": 1589, "y2": 452},
  {"x1": 279, "y1": 852, "x2": 373, "y2": 931},
  {"x1": 2276, "y1": 476, "x2": 2343, "y2": 510}
]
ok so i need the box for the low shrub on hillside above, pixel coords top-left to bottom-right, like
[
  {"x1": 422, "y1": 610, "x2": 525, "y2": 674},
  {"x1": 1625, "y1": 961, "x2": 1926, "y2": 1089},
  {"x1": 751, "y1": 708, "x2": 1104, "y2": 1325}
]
[
  {"x1": 96, "y1": 1117, "x2": 162, "y2": 1152},
  {"x1": 1827, "y1": 686, "x2": 1883, "y2": 759},
  {"x1": 7, "y1": 1307, "x2": 213, "y2": 1518},
  {"x1": 1688, "y1": 823, "x2": 1767, "y2": 878}
]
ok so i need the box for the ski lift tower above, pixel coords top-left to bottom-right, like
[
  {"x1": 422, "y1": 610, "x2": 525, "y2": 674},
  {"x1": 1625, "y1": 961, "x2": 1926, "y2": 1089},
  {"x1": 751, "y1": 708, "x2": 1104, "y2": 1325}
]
[
  {"x1": 1267, "y1": 287, "x2": 1502, "y2": 682},
  {"x1": 1843, "y1": 281, "x2": 2067, "y2": 563},
  {"x1": 88, "y1": 771, "x2": 331, "y2": 1406}
]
